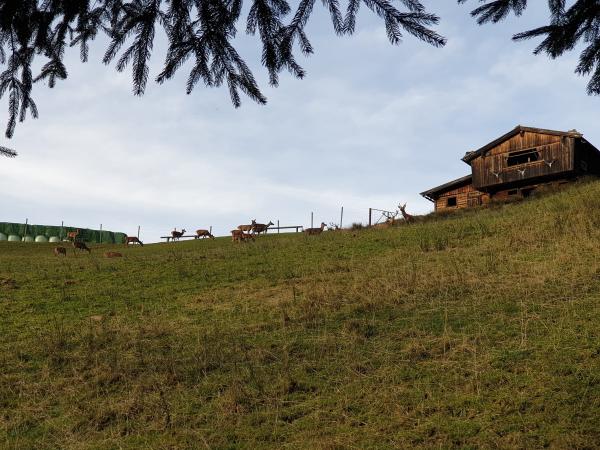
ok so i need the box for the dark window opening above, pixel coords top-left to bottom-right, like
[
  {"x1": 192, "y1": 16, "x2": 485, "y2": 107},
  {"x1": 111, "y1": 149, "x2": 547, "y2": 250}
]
[
  {"x1": 446, "y1": 197, "x2": 457, "y2": 207},
  {"x1": 507, "y1": 148, "x2": 540, "y2": 167},
  {"x1": 521, "y1": 188, "x2": 535, "y2": 198},
  {"x1": 508, "y1": 189, "x2": 518, "y2": 196}
]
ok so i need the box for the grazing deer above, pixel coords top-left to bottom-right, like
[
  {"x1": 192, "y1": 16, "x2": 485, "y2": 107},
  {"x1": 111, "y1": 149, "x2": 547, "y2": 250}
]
[
  {"x1": 304, "y1": 222, "x2": 327, "y2": 235},
  {"x1": 53, "y1": 246, "x2": 67, "y2": 256},
  {"x1": 104, "y1": 251, "x2": 122, "y2": 258},
  {"x1": 73, "y1": 241, "x2": 91, "y2": 253},
  {"x1": 237, "y1": 222, "x2": 253, "y2": 233},
  {"x1": 398, "y1": 203, "x2": 414, "y2": 223},
  {"x1": 67, "y1": 229, "x2": 80, "y2": 241},
  {"x1": 171, "y1": 228, "x2": 186, "y2": 241},
  {"x1": 251, "y1": 220, "x2": 274, "y2": 235},
  {"x1": 195, "y1": 229, "x2": 214, "y2": 239},
  {"x1": 125, "y1": 236, "x2": 144, "y2": 246}
]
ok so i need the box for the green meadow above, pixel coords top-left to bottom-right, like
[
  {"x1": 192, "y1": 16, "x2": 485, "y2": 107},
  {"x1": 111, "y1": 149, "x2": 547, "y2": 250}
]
[{"x1": 2, "y1": 180, "x2": 600, "y2": 449}]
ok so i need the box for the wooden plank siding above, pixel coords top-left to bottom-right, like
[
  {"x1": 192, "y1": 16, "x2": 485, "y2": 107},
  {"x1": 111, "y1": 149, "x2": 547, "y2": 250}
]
[
  {"x1": 471, "y1": 132, "x2": 574, "y2": 190},
  {"x1": 421, "y1": 126, "x2": 600, "y2": 213},
  {"x1": 435, "y1": 183, "x2": 485, "y2": 211}
]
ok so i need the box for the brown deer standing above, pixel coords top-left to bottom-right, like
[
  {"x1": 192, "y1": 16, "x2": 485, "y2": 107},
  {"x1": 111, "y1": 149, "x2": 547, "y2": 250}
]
[
  {"x1": 251, "y1": 220, "x2": 274, "y2": 235},
  {"x1": 237, "y1": 222, "x2": 253, "y2": 233},
  {"x1": 399, "y1": 203, "x2": 414, "y2": 223},
  {"x1": 67, "y1": 229, "x2": 80, "y2": 241},
  {"x1": 73, "y1": 241, "x2": 91, "y2": 253},
  {"x1": 304, "y1": 222, "x2": 327, "y2": 235},
  {"x1": 53, "y1": 246, "x2": 67, "y2": 256},
  {"x1": 171, "y1": 228, "x2": 186, "y2": 241},
  {"x1": 195, "y1": 229, "x2": 215, "y2": 239},
  {"x1": 125, "y1": 236, "x2": 144, "y2": 246}
]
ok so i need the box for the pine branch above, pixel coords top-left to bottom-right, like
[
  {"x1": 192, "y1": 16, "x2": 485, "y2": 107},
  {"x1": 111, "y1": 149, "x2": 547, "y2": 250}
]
[
  {"x1": 0, "y1": 0, "x2": 448, "y2": 141},
  {"x1": 0, "y1": 145, "x2": 17, "y2": 158}
]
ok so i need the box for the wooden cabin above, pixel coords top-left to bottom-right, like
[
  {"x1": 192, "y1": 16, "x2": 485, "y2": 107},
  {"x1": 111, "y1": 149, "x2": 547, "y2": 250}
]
[{"x1": 421, "y1": 126, "x2": 600, "y2": 212}]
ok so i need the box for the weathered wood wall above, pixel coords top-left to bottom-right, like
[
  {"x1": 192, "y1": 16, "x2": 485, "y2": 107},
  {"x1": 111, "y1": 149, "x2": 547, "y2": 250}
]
[
  {"x1": 435, "y1": 183, "x2": 485, "y2": 211},
  {"x1": 491, "y1": 179, "x2": 572, "y2": 201},
  {"x1": 471, "y1": 132, "x2": 574, "y2": 189}
]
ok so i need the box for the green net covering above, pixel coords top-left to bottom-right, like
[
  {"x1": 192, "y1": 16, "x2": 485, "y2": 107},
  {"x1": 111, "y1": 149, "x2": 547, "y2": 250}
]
[{"x1": 0, "y1": 222, "x2": 127, "y2": 244}]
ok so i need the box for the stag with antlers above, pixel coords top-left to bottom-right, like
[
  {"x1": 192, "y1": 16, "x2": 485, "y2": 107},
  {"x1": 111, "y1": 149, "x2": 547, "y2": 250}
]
[{"x1": 398, "y1": 203, "x2": 414, "y2": 223}]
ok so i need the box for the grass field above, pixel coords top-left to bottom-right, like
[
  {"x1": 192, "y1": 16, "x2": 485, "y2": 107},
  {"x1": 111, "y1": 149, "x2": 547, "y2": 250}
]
[{"x1": 2, "y1": 180, "x2": 600, "y2": 449}]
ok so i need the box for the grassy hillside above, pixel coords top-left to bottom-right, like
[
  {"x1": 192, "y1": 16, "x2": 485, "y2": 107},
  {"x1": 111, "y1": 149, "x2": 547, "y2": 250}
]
[{"x1": 2, "y1": 180, "x2": 600, "y2": 449}]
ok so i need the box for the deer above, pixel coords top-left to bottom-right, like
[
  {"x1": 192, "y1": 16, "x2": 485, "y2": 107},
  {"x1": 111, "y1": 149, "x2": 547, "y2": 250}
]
[
  {"x1": 125, "y1": 236, "x2": 144, "y2": 246},
  {"x1": 231, "y1": 229, "x2": 254, "y2": 242},
  {"x1": 67, "y1": 229, "x2": 80, "y2": 241},
  {"x1": 171, "y1": 228, "x2": 186, "y2": 241},
  {"x1": 304, "y1": 222, "x2": 327, "y2": 236},
  {"x1": 195, "y1": 229, "x2": 215, "y2": 239},
  {"x1": 383, "y1": 210, "x2": 399, "y2": 227},
  {"x1": 237, "y1": 222, "x2": 253, "y2": 233},
  {"x1": 53, "y1": 246, "x2": 67, "y2": 256},
  {"x1": 398, "y1": 203, "x2": 414, "y2": 224},
  {"x1": 104, "y1": 251, "x2": 123, "y2": 258},
  {"x1": 73, "y1": 241, "x2": 91, "y2": 253},
  {"x1": 251, "y1": 220, "x2": 274, "y2": 235}
]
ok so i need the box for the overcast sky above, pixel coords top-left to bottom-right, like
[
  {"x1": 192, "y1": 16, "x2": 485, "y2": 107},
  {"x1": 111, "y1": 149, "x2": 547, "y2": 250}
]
[{"x1": 1, "y1": 2, "x2": 598, "y2": 242}]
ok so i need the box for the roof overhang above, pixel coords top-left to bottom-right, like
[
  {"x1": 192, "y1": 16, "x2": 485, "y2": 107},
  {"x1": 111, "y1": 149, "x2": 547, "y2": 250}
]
[{"x1": 420, "y1": 174, "x2": 472, "y2": 202}]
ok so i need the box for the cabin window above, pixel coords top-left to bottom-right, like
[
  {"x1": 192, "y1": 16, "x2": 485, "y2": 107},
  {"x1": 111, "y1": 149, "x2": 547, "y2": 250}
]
[
  {"x1": 521, "y1": 188, "x2": 535, "y2": 198},
  {"x1": 446, "y1": 197, "x2": 457, "y2": 207},
  {"x1": 507, "y1": 148, "x2": 540, "y2": 167}
]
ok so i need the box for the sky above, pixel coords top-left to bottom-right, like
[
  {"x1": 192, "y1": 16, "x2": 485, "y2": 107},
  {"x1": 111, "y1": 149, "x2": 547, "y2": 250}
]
[{"x1": 0, "y1": 1, "x2": 598, "y2": 242}]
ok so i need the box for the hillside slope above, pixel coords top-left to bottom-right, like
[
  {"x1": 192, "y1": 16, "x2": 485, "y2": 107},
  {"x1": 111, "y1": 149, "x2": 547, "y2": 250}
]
[{"x1": 2, "y1": 180, "x2": 600, "y2": 449}]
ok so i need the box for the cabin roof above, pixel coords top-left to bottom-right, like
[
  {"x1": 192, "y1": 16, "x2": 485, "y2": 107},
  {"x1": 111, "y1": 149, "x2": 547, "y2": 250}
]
[
  {"x1": 420, "y1": 174, "x2": 472, "y2": 202},
  {"x1": 461, "y1": 125, "x2": 584, "y2": 165}
]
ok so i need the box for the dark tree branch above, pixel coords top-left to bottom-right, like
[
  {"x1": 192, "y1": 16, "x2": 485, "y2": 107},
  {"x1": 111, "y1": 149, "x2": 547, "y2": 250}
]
[
  {"x1": 461, "y1": 0, "x2": 600, "y2": 95},
  {"x1": 0, "y1": 0, "x2": 447, "y2": 149}
]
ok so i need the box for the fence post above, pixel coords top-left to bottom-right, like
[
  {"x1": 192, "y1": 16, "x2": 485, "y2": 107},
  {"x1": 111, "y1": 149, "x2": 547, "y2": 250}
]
[
  {"x1": 368, "y1": 208, "x2": 372, "y2": 227},
  {"x1": 209, "y1": 226, "x2": 212, "y2": 236},
  {"x1": 311, "y1": 212, "x2": 313, "y2": 228},
  {"x1": 61, "y1": 221, "x2": 64, "y2": 240},
  {"x1": 340, "y1": 206, "x2": 344, "y2": 229},
  {"x1": 137, "y1": 226, "x2": 140, "y2": 239},
  {"x1": 100, "y1": 224, "x2": 102, "y2": 244},
  {"x1": 277, "y1": 220, "x2": 280, "y2": 234},
  {"x1": 24, "y1": 218, "x2": 28, "y2": 237}
]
